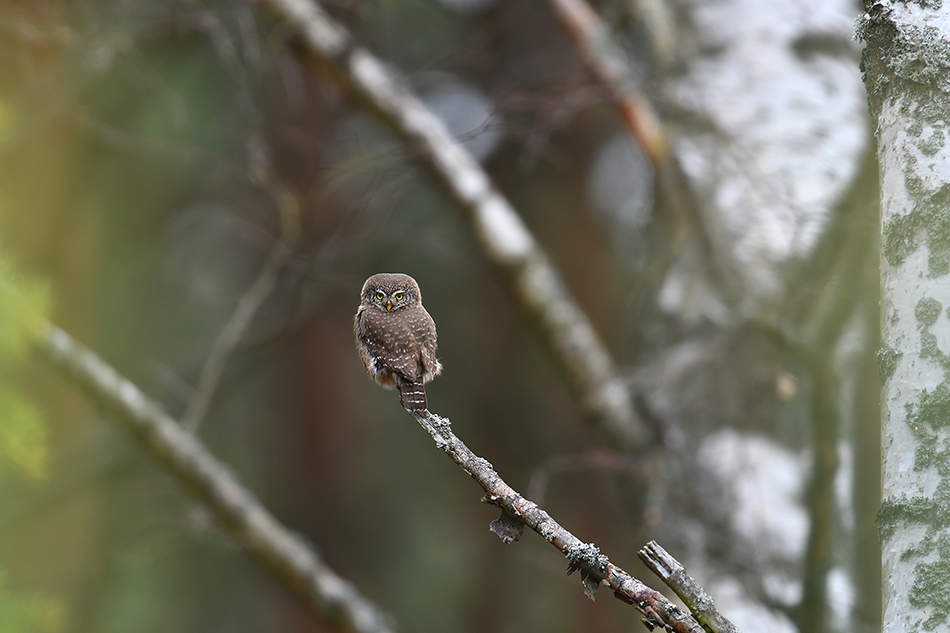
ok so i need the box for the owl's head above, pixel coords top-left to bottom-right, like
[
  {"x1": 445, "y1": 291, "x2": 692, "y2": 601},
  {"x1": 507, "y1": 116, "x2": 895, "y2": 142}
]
[{"x1": 360, "y1": 273, "x2": 421, "y2": 312}]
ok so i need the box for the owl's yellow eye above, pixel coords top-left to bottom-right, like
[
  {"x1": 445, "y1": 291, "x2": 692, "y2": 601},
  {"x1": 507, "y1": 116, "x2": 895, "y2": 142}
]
[
  {"x1": 395, "y1": 292, "x2": 404, "y2": 301},
  {"x1": 375, "y1": 292, "x2": 384, "y2": 300}
]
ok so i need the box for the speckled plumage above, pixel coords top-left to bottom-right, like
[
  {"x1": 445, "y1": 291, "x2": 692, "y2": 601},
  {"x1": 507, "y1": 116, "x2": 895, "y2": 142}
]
[{"x1": 354, "y1": 273, "x2": 441, "y2": 411}]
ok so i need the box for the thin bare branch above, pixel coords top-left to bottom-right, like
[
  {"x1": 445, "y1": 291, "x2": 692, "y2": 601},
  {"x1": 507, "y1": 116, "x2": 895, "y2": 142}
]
[
  {"x1": 758, "y1": 325, "x2": 841, "y2": 633},
  {"x1": 33, "y1": 323, "x2": 394, "y2": 633},
  {"x1": 181, "y1": 245, "x2": 285, "y2": 432},
  {"x1": 796, "y1": 348, "x2": 838, "y2": 633},
  {"x1": 408, "y1": 407, "x2": 706, "y2": 633},
  {"x1": 544, "y1": 0, "x2": 722, "y2": 298},
  {"x1": 639, "y1": 540, "x2": 742, "y2": 633},
  {"x1": 545, "y1": 0, "x2": 666, "y2": 165},
  {"x1": 255, "y1": 0, "x2": 650, "y2": 450},
  {"x1": 527, "y1": 448, "x2": 645, "y2": 505},
  {"x1": 181, "y1": 192, "x2": 298, "y2": 433}
]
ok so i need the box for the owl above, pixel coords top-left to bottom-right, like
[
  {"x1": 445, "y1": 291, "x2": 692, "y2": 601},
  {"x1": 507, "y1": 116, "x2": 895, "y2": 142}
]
[{"x1": 354, "y1": 273, "x2": 442, "y2": 411}]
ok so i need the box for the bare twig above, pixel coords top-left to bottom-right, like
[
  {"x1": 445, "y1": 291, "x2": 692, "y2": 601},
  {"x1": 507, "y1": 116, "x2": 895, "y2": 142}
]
[
  {"x1": 751, "y1": 324, "x2": 840, "y2": 633},
  {"x1": 545, "y1": 0, "x2": 666, "y2": 165},
  {"x1": 527, "y1": 448, "x2": 645, "y2": 505},
  {"x1": 180, "y1": 196, "x2": 297, "y2": 433},
  {"x1": 33, "y1": 324, "x2": 394, "y2": 633},
  {"x1": 255, "y1": 0, "x2": 649, "y2": 450},
  {"x1": 408, "y1": 407, "x2": 705, "y2": 633},
  {"x1": 795, "y1": 347, "x2": 838, "y2": 633},
  {"x1": 180, "y1": 245, "x2": 285, "y2": 432},
  {"x1": 543, "y1": 0, "x2": 727, "y2": 303},
  {"x1": 543, "y1": 0, "x2": 690, "y2": 215},
  {"x1": 639, "y1": 540, "x2": 741, "y2": 633}
]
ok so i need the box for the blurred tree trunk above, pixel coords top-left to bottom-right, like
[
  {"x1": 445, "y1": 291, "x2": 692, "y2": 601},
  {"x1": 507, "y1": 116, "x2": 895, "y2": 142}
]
[{"x1": 859, "y1": 2, "x2": 950, "y2": 631}]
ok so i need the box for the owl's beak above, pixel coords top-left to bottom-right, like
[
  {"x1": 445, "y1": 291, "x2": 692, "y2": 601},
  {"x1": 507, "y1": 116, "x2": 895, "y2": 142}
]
[{"x1": 385, "y1": 301, "x2": 393, "y2": 311}]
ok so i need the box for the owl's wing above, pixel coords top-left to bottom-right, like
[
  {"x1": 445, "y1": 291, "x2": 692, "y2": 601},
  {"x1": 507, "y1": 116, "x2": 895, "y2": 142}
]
[
  {"x1": 358, "y1": 307, "x2": 425, "y2": 383},
  {"x1": 409, "y1": 307, "x2": 442, "y2": 380},
  {"x1": 407, "y1": 308, "x2": 436, "y2": 347}
]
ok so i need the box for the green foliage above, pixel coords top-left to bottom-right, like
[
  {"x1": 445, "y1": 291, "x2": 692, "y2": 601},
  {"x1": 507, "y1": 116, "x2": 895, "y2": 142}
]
[
  {"x1": 0, "y1": 388, "x2": 47, "y2": 480},
  {"x1": 0, "y1": 259, "x2": 48, "y2": 360},
  {"x1": 0, "y1": 256, "x2": 49, "y2": 479},
  {"x1": 0, "y1": 573, "x2": 62, "y2": 633}
]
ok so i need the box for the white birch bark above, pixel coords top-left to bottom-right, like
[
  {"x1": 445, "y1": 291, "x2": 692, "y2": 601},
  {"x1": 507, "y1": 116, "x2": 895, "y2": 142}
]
[
  {"x1": 859, "y1": 2, "x2": 950, "y2": 631},
  {"x1": 666, "y1": 0, "x2": 867, "y2": 318}
]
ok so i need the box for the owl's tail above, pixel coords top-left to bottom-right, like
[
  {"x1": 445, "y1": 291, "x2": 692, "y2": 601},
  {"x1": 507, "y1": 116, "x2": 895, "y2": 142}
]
[{"x1": 399, "y1": 381, "x2": 428, "y2": 411}]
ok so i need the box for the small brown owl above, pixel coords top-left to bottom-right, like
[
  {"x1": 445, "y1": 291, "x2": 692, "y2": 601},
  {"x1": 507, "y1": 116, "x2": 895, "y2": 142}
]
[{"x1": 354, "y1": 273, "x2": 442, "y2": 411}]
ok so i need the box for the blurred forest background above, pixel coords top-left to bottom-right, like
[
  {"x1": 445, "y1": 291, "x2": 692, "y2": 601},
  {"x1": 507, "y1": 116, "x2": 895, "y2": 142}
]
[{"x1": 0, "y1": 1, "x2": 880, "y2": 633}]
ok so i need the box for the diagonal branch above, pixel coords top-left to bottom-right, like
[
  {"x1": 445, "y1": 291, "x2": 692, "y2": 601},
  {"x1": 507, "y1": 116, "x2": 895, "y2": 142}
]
[
  {"x1": 32, "y1": 323, "x2": 394, "y2": 633},
  {"x1": 181, "y1": 241, "x2": 287, "y2": 432},
  {"x1": 255, "y1": 0, "x2": 649, "y2": 450},
  {"x1": 794, "y1": 346, "x2": 838, "y2": 633},
  {"x1": 408, "y1": 407, "x2": 714, "y2": 633},
  {"x1": 544, "y1": 0, "x2": 729, "y2": 300},
  {"x1": 545, "y1": 0, "x2": 667, "y2": 165},
  {"x1": 180, "y1": 185, "x2": 300, "y2": 433}
]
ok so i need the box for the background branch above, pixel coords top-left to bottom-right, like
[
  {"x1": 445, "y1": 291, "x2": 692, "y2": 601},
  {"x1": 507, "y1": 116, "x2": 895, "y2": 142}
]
[
  {"x1": 180, "y1": 189, "x2": 299, "y2": 433},
  {"x1": 527, "y1": 448, "x2": 646, "y2": 505},
  {"x1": 545, "y1": 0, "x2": 667, "y2": 165},
  {"x1": 256, "y1": 0, "x2": 649, "y2": 449},
  {"x1": 544, "y1": 0, "x2": 710, "y2": 275},
  {"x1": 32, "y1": 323, "x2": 394, "y2": 633},
  {"x1": 794, "y1": 344, "x2": 838, "y2": 633},
  {"x1": 181, "y1": 240, "x2": 287, "y2": 432}
]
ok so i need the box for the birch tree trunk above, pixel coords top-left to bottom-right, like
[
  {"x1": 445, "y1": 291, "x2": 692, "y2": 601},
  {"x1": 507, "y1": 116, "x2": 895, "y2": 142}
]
[{"x1": 859, "y1": 2, "x2": 950, "y2": 631}]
